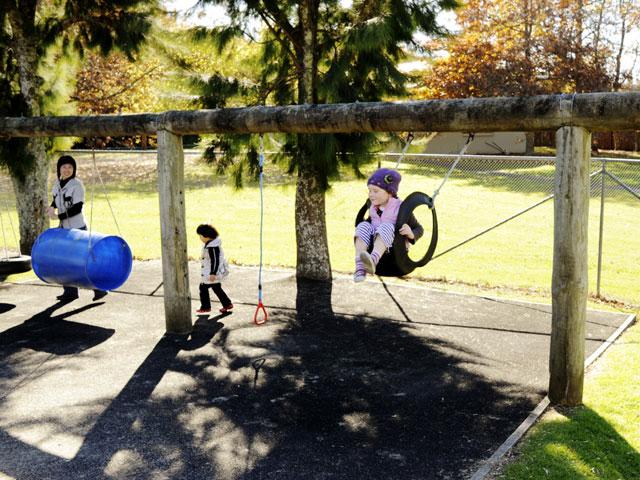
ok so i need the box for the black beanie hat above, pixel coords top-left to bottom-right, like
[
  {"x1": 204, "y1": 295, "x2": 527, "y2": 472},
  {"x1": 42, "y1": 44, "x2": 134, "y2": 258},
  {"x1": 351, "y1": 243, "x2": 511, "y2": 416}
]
[{"x1": 56, "y1": 155, "x2": 77, "y2": 179}]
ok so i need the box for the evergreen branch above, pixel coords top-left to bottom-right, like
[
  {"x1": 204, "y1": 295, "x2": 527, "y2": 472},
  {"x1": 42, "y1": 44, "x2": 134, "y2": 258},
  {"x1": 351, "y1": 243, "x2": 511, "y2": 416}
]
[
  {"x1": 256, "y1": 8, "x2": 301, "y2": 71},
  {"x1": 259, "y1": 0, "x2": 300, "y2": 50}
]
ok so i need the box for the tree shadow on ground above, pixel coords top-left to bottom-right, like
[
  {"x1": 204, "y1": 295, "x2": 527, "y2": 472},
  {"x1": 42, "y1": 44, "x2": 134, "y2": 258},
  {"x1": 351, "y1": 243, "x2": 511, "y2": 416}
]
[
  {"x1": 0, "y1": 314, "x2": 226, "y2": 479},
  {"x1": 0, "y1": 280, "x2": 556, "y2": 479},
  {"x1": 0, "y1": 301, "x2": 114, "y2": 394}
]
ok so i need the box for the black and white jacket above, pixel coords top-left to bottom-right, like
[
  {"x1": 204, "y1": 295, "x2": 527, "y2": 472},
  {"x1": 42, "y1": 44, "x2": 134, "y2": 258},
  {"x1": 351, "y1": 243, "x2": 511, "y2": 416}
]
[
  {"x1": 200, "y1": 237, "x2": 229, "y2": 284},
  {"x1": 51, "y1": 177, "x2": 86, "y2": 229}
]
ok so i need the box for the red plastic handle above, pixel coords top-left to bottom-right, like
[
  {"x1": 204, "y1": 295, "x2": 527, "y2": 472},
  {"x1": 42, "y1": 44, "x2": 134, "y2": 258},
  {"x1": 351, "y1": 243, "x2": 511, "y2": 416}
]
[{"x1": 253, "y1": 301, "x2": 268, "y2": 325}]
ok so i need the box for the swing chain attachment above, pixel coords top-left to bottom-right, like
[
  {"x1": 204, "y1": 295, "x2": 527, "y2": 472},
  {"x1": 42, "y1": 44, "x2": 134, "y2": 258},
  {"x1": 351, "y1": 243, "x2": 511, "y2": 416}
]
[
  {"x1": 431, "y1": 132, "x2": 475, "y2": 203},
  {"x1": 258, "y1": 133, "x2": 265, "y2": 175},
  {"x1": 394, "y1": 132, "x2": 415, "y2": 169},
  {"x1": 254, "y1": 287, "x2": 268, "y2": 325},
  {"x1": 254, "y1": 133, "x2": 268, "y2": 326}
]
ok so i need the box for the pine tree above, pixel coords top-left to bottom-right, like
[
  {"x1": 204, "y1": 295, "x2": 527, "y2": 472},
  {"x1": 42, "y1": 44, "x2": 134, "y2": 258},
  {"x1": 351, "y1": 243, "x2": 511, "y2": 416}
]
[
  {"x1": 0, "y1": 0, "x2": 156, "y2": 253},
  {"x1": 194, "y1": 0, "x2": 457, "y2": 281}
]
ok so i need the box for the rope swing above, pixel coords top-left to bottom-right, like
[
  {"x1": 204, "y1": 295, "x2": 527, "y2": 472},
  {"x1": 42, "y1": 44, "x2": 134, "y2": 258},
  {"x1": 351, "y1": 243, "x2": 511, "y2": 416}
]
[
  {"x1": 355, "y1": 132, "x2": 476, "y2": 277},
  {"x1": 0, "y1": 183, "x2": 32, "y2": 276},
  {"x1": 253, "y1": 134, "x2": 268, "y2": 325}
]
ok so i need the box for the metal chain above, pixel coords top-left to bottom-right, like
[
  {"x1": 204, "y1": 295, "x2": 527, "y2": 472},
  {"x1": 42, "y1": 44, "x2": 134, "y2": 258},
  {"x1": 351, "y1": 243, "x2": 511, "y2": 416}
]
[
  {"x1": 394, "y1": 132, "x2": 415, "y2": 169},
  {"x1": 431, "y1": 133, "x2": 475, "y2": 203}
]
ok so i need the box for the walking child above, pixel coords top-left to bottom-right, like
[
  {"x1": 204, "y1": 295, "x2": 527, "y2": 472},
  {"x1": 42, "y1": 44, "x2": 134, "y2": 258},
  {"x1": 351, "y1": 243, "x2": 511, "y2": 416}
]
[
  {"x1": 196, "y1": 224, "x2": 233, "y2": 314},
  {"x1": 354, "y1": 168, "x2": 423, "y2": 282}
]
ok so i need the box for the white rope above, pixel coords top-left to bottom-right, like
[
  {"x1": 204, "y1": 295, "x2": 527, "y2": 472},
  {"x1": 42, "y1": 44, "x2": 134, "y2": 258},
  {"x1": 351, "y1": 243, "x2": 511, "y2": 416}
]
[
  {"x1": 391, "y1": 131, "x2": 473, "y2": 204},
  {"x1": 90, "y1": 142, "x2": 122, "y2": 237},
  {"x1": 0, "y1": 185, "x2": 21, "y2": 258}
]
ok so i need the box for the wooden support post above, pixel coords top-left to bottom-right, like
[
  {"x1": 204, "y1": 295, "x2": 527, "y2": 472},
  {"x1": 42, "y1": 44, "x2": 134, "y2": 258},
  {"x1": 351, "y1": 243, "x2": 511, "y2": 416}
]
[
  {"x1": 157, "y1": 129, "x2": 192, "y2": 334},
  {"x1": 549, "y1": 126, "x2": 591, "y2": 405}
]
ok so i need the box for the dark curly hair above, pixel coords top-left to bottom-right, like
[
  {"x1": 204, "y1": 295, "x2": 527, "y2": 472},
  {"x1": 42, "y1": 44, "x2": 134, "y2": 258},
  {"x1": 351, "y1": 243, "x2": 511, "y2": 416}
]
[{"x1": 196, "y1": 224, "x2": 219, "y2": 239}]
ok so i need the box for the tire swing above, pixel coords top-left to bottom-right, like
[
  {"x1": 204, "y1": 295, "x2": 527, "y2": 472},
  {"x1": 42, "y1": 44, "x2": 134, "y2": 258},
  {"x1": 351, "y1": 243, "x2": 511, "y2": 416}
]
[
  {"x1": 31, "y1": 146, "x2": 132, "y2": 291},
  {"x1": 0, "y1": 188, "x2": 32, "y2": 277},
  {"x1": 355, "y1": 192, "x2": 438, "y2": 277},
  {"x1": 355, "y1": 132, "x2": 475, "y2": 277}
]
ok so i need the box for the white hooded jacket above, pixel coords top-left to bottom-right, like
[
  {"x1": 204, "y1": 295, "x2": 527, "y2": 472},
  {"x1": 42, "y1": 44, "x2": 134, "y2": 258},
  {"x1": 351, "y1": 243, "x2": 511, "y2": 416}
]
[{"x1": 200, "y1": 237, "x2": 229, "y2": 284}]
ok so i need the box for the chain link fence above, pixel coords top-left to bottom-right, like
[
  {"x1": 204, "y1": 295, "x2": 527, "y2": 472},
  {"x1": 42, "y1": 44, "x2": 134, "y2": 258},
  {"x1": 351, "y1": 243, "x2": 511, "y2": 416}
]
[
  {"x1": 382, "y1": 152, "x2": 640, "y2": 304},
  {"x1": 1, "y1": 150, "x2": 639, "y2": 304}
]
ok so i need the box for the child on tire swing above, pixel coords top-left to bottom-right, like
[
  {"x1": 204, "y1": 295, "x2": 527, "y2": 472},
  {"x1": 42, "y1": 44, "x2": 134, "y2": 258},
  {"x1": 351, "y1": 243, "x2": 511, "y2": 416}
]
[{"x1": 354, "y1": 168, "x2": 423, "y2": 282}]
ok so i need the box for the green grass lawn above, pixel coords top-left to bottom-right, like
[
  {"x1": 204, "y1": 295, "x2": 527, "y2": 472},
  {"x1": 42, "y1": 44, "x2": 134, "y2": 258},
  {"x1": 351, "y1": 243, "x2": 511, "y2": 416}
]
[
  {"x1": 2, "y1": 152, "x2": 639, "y2": 305},
  {"x1": 496, "y1": 320, "x2": 640, "y2": 479}
]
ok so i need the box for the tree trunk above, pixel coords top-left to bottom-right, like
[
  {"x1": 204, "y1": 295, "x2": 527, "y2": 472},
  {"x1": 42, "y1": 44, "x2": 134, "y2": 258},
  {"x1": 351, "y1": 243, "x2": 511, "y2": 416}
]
[
  {"x1": 10, "y1": 139, "x2": 49, "y2": 254},
  {"x1": 294, "y1": 0, "x2": 331, "y2": 282},
  {"x1": 295, "y1": 150, "x2": 332, "y2": 281},
  {"x1": 8, "y1": 6, "x2": 49, "y2": 254},
  {"x1": 613, "y1": 1, "x2": 627, "y2": 91}
]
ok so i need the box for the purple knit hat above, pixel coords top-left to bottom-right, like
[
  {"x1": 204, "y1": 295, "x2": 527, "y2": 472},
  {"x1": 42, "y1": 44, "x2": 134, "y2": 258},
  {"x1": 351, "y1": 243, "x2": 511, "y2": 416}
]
[{"x1": 367, "y1": 168, "x2": 401, "y2": 197}]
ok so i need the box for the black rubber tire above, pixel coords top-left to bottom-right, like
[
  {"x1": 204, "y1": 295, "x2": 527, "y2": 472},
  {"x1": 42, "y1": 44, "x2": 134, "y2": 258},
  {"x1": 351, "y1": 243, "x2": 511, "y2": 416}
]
[
  {"x1": 390, "y1": 191, "x2": 438, "y2": 276},
  {"x1": 355, "y1": 199, "x2": 371, "y2": 226},
  {"x1": 0, "y1": 255, "x2": 32, "y2": 276},
  {"x1": 353, "y1": 191, "x2": 438, "y2": 277}
]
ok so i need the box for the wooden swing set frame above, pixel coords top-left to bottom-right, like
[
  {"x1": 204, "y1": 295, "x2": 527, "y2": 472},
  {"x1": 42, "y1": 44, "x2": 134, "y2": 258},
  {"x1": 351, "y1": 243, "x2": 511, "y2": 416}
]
[{"x1": 2, "y1": 91, "x2": 640, "y2": 406}]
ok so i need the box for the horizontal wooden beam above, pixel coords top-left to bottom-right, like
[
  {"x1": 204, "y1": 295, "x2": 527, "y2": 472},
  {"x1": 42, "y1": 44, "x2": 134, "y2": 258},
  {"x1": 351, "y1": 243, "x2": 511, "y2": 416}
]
[
  {"x1": 0, "y1": 113, "x2": 159, "y2": 137},
  {"x1": 1, "y1": 92, "x2": 640, "y2": 137}
]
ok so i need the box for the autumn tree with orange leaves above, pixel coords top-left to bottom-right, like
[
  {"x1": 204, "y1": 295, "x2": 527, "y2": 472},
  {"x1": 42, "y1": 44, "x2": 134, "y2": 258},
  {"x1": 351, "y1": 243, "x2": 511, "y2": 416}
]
[{"x1": 420, "y1": 0, "x2": 639, "y2": 99}]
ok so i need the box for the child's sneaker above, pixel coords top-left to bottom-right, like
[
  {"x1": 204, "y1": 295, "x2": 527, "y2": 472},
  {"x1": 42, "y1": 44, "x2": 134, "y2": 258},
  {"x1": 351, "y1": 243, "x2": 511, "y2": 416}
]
[
  {"x1": 219, "y1": 304, "x2": 234, "y2": 313},
  {"x1": 359, "y1": 251, "x2": 379, "y2": 274},
  {"x1": 196, "y1": 307, "x2": 211, "y2": 314}
]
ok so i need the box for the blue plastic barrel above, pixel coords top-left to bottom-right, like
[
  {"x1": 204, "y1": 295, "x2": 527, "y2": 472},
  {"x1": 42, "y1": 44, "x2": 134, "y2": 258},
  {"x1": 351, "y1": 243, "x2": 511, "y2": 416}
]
[{"x1": 32, "y1": 228, "x2": 132, "y2": 291}]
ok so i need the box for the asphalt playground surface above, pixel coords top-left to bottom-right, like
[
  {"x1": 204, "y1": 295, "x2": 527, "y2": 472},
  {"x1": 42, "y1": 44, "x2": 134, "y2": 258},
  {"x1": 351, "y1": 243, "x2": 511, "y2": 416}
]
[{"x1": 0, "y1": 261, "x2": 632, "y2": 480}]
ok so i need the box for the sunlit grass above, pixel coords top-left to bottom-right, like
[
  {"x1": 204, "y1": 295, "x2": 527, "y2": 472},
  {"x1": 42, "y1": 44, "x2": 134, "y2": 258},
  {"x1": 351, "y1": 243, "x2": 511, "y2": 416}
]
[
  {"x1": 2, "y1": 152, "x2": 639, "y2": 305},
  {"x1": 497, "y1": 321, "x2": 640, "y2": 479}
]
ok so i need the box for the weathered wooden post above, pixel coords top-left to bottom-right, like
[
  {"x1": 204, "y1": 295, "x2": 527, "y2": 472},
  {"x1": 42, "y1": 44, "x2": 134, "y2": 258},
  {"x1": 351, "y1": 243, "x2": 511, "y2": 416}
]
[
  {"x1": 549, "y1": 125, "x2": 591, "y2": 405},
  {"x1": 157, "y1": 129, "x2": 192, "y2": 334}
]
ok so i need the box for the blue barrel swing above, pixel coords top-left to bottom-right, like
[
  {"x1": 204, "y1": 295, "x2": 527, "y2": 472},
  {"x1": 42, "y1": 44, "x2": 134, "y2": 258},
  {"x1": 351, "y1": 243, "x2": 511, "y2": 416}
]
[
  {"x1": 32, "y1": 147, "x2": 133, "y2": 291},
  {"x1": 32, "y1": 228, "x2": 132, "y2": 291}
]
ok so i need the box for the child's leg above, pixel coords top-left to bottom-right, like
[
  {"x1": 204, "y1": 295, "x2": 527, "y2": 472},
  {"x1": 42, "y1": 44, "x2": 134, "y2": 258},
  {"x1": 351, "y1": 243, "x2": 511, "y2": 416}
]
[
  {"x1": 371, "y1": 233, "x2": 390, "y2": 258},
  {"x1": 58, "y1": 285, "x2": 79, "y2": 300},
  {"x1": 211, "y1": 283, "x2": 232, "y2": 307},
  {"x1": 360, "y1": 222, "x2": 395, "y2": 274},
  {"x1": 355, "y1": 237, "x2": 368, "y2": 254},
  {"x1": 212, "y1": 283, "x2": 233, "y2": 311},
  {"x1": 92, "y1": 289, "x2": 108, "y2": 301},
  {"x1": 354, "y1": 222, "x2": 373, "y2": 252},
  {"x1": 354, "y1": 222, "x2": 373, "y2": 281},
  {"x1": 198, "y1": 283, "x2": 212, "y2": 310}
]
